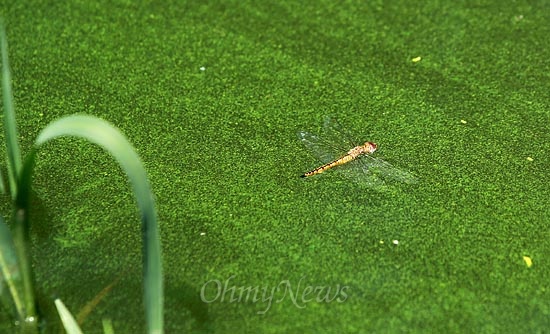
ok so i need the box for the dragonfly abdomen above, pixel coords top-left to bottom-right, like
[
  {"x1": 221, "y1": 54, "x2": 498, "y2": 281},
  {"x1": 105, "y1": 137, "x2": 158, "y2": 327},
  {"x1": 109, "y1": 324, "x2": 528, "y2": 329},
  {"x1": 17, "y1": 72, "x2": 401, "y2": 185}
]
[{"x1": 301, "y1": 154, "x2": 355, "y2": 177}]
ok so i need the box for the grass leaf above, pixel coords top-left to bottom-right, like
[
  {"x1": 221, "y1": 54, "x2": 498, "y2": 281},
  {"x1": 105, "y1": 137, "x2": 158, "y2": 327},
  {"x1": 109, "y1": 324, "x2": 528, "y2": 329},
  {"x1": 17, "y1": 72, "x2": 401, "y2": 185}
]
[
  {"x1": 54, "y1": 298, "x2": 84, "y2": 334},
  {"x1": 0, "y1": 216, "x2": 24, "y2": 319},
  {"x1": 0, "y1": 21, "x2": 22, "y2": 198},
  {"x1": 102, "y1": 318, "x2": 115, "y2": 334},
  {"x1": 1, "y1": 22, "x2": 38, "y2": 330},
  {"x1": 24, "y1": 114, "x2": 163, "y2": 334}
]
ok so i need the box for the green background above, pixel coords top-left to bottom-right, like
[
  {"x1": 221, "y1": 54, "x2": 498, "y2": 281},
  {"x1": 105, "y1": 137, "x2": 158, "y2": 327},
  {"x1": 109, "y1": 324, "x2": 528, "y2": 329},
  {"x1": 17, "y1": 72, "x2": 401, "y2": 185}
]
[{"x1": 1, "y1": 1, "x2": 549, "y2": 333}]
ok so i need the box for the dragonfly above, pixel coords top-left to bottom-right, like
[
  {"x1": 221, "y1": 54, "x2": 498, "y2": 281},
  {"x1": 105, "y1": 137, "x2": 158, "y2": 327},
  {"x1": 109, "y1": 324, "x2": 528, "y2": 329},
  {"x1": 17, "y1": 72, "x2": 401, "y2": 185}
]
[{"x1": 298, "y1": 117, "x2": 417, "y2": 187}]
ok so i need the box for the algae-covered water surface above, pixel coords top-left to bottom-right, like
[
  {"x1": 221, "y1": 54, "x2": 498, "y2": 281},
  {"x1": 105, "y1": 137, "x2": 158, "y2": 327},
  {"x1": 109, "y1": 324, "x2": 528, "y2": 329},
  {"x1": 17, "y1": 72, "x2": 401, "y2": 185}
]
[{"x1": 1, "y1": 1, "x2": 549, "y2": 333}]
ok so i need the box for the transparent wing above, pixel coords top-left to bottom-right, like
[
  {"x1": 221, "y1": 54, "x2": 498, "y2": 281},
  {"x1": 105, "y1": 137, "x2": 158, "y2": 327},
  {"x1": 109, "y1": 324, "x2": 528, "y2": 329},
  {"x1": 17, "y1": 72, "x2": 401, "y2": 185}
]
[
  {"x1": 321, "y1": 116, "x2": 359, "y2": 150},
  {"x1": 358, "y1": 154, "x2": 418, "y2": 184},
  {"x1": 297, "y1": 116, "x2": 358, "y2": 164},
  {"x1": 297, "y1": 130, "x2": 342, "y2": 164},
  {"x1": 299, "y1": 117, "x2": 418, "y2": 188},
  {"x1": 323, "y1": 116, "x2": 417, "y2": 184}
]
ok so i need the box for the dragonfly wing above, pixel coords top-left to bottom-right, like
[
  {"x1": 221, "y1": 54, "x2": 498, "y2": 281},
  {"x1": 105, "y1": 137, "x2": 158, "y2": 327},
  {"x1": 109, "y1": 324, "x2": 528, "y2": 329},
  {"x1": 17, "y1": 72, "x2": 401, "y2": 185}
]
[
  {"x1": 298, "y1": 131, "x2": 339, "y2": 164},
  {"x1": 333, "y1": 159, "x2": 387, "y2": 188},
  {"x1": 358, "y1": 155, "x2": 418, "y2": 184},
  {"x1": 299, "y1": 117, "x2": 417, "y2": 189},
  {"x1": 323, "y1": 117, "x2": 418, "y2": 184},
  {"x1": 298, "y1": 116, "x2": 360, "y2": 164},
  {"x1": 322, "y1": 116, "x2": 358, "y2": 149}
]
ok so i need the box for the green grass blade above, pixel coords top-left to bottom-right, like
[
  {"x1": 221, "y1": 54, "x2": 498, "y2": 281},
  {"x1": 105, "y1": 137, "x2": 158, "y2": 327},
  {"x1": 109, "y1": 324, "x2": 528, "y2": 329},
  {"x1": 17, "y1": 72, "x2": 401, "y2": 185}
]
[
  {"x1": 0, "y1": 216, "x2": 24, "y2": 319},
  {"x1": 0, "y1": 22, "x2": 22, "y2": 199},
  {"x1": 0, "y1": 169, "x2": 5, "y2": 194},
  {"x1": 54, "y1": 298, "x2": 84, "y2": 334},
  {"x1": 102, "y1": 318, "x2": 115, "y2": 334},
  {"x1": 2, "y1": 23, "x2": 38, "y2": 331},
  {"x1": 12, "y1": 160, "x2": 37, "y2": 327},
  {"x1": 29, "y1": 115, "x2": 163, "y2": 334}
]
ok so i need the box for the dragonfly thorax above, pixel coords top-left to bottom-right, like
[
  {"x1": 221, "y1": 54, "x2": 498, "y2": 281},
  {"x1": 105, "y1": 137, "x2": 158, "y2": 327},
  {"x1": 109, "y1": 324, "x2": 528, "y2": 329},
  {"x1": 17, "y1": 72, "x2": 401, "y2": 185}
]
[{"x1": 347, "y1": 142, "x2": 377, "y2": 158}]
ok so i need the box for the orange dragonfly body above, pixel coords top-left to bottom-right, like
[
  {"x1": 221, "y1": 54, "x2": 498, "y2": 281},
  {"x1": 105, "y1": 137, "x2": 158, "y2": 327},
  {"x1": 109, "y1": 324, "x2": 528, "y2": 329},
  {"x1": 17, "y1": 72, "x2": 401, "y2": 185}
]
[
  {"x1": 299, "y1": 118, "x2": 417, "y2": 187},
  {"x1": 301, "y1": 141, "x2": 377, "y2": 177}
]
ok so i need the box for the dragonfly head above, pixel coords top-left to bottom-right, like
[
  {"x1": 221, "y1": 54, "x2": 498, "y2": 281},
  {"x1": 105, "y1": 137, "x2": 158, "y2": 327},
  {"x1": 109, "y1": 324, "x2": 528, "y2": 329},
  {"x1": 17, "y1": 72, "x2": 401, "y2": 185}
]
[{"x1": 366, "y1": 142, "x2": 377, "y2": 153}]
